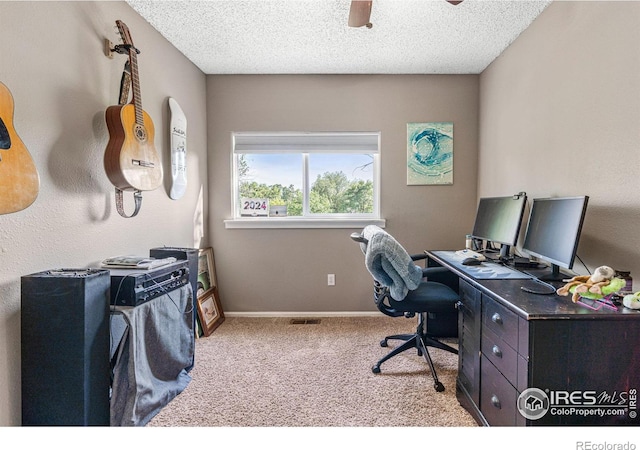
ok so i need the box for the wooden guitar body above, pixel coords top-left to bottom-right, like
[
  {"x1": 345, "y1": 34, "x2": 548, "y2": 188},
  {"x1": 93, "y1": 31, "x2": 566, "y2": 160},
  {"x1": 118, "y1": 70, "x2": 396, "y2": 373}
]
[
  {"x1": 104, "y1": 103, "x2": 162, "y2": 191},
  {"x1": 104, "y1": 20, "x2": 163, "y2": 194},
  {"x1": 0, "y1": 82, "x2": 39, "y2": 215}
]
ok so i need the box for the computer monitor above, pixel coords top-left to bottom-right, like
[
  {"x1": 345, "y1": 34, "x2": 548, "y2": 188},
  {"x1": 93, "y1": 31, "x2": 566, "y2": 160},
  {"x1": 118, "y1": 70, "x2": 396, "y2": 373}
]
[
  {"x1": 522, "y1": 196, "x2": 589, "y2": 281},
  {"x1": 471, "y1": 193, "x2": 527, "y2": 259}
]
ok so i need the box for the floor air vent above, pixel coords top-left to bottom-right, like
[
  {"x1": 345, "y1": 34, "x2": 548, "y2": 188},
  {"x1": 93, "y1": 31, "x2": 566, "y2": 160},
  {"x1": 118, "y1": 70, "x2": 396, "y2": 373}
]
[{"x1": 289, "y1": 319, "x2": 321, "y2": 325}]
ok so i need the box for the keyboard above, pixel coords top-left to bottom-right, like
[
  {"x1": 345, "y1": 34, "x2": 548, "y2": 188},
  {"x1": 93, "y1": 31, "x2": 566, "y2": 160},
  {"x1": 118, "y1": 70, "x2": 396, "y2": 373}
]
[{"x1": 454, "y1": 249, "x2": 487, "y2": 261}]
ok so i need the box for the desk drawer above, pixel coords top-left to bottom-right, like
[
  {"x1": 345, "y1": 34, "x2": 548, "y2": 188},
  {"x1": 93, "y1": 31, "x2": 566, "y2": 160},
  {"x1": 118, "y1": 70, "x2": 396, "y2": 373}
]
[
  {"x1": 483, "y1": 296, "x2": 518, "y2": 350},
  {"x1": 482, "y1": 326, "x2": 518, "y2": 385},
  {"x1": 480, "y1": 356, "x2": 518, "y2": 426}
]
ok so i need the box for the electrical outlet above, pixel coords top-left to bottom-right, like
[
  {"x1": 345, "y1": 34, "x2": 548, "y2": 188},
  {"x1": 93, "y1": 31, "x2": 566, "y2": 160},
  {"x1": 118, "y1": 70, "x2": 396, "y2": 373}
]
[{"x1": 327, "y1": 274, "x2": 335, "y2": 286}]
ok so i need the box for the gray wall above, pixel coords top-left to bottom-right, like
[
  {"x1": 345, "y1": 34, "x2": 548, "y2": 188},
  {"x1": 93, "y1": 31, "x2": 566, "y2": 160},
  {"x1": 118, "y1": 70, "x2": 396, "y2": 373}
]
[
  {"x1": 0, "y1": 2, "x2": 208, "y2": 425},
  {"x1": 207, "y1": 75, "x2": 480, "y2": 313},
  {"x1": 479, "y1": 1, "x2": 640, "y2": 286}
]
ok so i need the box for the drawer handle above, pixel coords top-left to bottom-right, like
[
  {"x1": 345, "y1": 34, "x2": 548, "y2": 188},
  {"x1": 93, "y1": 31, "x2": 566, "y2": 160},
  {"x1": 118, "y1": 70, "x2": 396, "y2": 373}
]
[
  {"x1": 491, "y1": 312, "x2": 503, "y2": 324},
  {"x1": 491, "y1": 395, "x2": 502, "y2": 409},
  {"x1": 492, "y1": 345, "x2": 502, "y2": 358}
]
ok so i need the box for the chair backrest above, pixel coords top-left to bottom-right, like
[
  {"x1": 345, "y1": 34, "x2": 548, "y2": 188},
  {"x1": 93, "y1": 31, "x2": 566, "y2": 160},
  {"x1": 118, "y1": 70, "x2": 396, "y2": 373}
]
[
  {"x1": 351, "y1": 229, "x2": 418, "y2": 317},
  {"x1": 350, "y1": 226, "x2": 423, "y2": 316}
]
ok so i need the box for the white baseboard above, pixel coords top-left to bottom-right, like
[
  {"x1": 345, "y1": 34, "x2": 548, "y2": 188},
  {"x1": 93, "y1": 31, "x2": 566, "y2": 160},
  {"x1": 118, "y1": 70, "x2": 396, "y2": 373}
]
[{"x1": 224, "y1": 311, "x2": 383, "y2": 318}]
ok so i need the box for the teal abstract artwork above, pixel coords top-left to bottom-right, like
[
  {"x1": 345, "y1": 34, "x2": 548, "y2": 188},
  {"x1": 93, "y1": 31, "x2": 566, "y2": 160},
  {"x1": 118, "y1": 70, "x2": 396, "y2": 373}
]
[{"x1": 407, "y1": 122, "x2": 453, "y2": 185}]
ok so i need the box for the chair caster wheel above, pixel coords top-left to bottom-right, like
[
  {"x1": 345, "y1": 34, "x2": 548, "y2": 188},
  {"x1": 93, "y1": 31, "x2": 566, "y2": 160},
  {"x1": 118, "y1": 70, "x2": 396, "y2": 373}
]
[
  {"x1": 372, "y1": 365, "x2": 381, "y2": 374},
  {"x1": 380, "y1": 339, "x2": 388, "y2": 347},
  {"x1": 434, "y1": 382, "x2": 445, "y2": 392}
]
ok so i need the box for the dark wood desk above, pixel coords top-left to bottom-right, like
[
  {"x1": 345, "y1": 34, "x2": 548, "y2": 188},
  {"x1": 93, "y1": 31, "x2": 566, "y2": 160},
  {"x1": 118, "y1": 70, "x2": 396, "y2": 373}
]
[{"x1": 426, "y1": 250, "x2": 640, "y2": 426}]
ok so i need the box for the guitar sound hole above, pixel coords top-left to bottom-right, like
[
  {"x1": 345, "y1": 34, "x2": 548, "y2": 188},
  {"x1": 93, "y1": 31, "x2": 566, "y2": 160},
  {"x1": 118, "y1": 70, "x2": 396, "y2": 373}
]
[
  {"x1": 0, "y1": 117, "x2": 10, "y2": 149},
  {"x1": 133, "y1": 124, "x2": 147, "y2": 143}
]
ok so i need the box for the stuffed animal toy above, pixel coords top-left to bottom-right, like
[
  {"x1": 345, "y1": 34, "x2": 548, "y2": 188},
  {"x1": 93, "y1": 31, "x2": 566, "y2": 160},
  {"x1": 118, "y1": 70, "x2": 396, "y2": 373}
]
[
  {"x1": 556, "y1": 265, "x2": 619, "y2": 303},
  {"x1": 623, "y1": 291, "x2": 640, "y2": 309}
]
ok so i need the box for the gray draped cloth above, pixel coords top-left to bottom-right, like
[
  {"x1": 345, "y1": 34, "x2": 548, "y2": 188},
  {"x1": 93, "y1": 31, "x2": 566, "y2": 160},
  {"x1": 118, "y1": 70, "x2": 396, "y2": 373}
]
[
  {"x1": 359, "y1": 225, "x2": 423, "y2": 301},
  {"x1": 110, "y1": 284, "x2": 194, "y2": 426}
]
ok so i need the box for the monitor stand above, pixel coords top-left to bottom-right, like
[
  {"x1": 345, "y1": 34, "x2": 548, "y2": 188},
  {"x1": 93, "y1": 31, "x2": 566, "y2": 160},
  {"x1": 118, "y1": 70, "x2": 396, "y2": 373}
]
[
  {"x1": 537, "y1": 264, "x2": 567, "y2": 282},
  {"x1": 483, "y1": 244, "x2": 510, "y2": 263}
]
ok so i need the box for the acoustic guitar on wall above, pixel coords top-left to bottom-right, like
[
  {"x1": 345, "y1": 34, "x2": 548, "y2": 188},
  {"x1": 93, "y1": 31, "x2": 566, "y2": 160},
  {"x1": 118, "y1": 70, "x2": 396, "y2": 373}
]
[
  {"x1": 0, "y1": 81, "x2": 40, "y2": 215},
  {"x1": 104, "y1": 20, "x2": 162, "y2": 192}
]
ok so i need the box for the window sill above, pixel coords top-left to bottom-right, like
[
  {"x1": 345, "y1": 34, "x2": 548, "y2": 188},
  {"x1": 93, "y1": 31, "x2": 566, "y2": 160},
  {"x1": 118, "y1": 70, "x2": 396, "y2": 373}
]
[{"x1": 224, "y1": 218, "x2": 386, "y2": 229}]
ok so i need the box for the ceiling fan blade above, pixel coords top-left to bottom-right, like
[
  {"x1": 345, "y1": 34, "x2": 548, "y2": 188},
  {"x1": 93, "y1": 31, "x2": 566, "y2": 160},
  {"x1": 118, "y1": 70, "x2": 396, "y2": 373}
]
[{"x1": 348, "y1": 0, "x2": 373, "y2": 28}]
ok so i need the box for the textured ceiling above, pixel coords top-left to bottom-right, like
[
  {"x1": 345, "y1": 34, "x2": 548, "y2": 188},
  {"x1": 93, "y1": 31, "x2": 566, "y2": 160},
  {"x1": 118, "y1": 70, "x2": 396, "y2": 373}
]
[{"x1": 127, "y1": 0, "x2": 551, "y2": 74}]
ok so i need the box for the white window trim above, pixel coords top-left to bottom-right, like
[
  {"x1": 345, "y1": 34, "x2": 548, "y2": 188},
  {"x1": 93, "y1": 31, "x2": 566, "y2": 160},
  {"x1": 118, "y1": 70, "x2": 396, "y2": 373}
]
[
  {"x1": 226, "y1": 131, "x2": 384, "y2": 229},
  {"x1": 224, "y1": 217, "x2": 386, "y2": 229}
]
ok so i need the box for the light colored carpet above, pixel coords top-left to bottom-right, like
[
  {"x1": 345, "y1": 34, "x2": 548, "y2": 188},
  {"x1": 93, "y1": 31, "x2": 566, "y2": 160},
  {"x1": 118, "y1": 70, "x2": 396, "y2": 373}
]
[{"x1": 147, "y1": 316, "x2": 478, "y2": 427}]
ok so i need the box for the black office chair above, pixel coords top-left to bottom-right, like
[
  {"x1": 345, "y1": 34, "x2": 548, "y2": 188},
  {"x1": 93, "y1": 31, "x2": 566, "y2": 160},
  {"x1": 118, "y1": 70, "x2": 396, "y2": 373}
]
[{"x1": 351, "y1": 225, "x2": 459, "y2": 392}]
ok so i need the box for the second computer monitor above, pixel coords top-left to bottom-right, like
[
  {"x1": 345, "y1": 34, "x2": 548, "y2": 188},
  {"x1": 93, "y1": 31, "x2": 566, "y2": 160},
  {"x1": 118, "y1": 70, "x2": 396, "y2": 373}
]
[
  {"x1": 471, "y1": 194, "x2": 527, "y2": 258},
  {"x1": 522, "y1": 195, "x2": 589, "y2": 281}
]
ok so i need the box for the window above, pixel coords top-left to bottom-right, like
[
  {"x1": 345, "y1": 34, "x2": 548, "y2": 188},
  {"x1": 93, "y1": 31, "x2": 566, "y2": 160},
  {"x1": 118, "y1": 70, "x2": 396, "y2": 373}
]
[{"x1": 226, "y1": 132, "x2": 384, "y2": 229}]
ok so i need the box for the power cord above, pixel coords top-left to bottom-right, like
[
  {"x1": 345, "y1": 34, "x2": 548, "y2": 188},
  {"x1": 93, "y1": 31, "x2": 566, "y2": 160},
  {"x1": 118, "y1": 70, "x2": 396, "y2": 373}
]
[{"x1": 520, "y1": 277, "x2": 557, "y2": 295}]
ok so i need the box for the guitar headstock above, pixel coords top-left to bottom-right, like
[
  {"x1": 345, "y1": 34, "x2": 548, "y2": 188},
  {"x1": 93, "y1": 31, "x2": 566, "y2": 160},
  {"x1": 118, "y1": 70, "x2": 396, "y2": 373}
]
[{"x1": 115, "y1": 20, "x2": 135, "y2": 51}]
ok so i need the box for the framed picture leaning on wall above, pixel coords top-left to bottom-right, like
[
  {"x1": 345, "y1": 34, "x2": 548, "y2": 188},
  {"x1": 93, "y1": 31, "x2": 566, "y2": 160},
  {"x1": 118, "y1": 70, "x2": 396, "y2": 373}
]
[
  {"x1": 196, "y1": 287, "x2": 225, "y2": 336},
  {"x1": 196, "y1": 247, "x2": 224, "y2": 336},
  {"x1": 197, "y1": 247, "x2": 216, "y2": 296}
]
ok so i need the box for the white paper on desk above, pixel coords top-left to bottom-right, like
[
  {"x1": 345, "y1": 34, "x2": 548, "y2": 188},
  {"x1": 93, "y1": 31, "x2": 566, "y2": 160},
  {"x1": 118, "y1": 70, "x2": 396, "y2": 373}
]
[{"x1": 101, "y1": 255, "x2": 177, "y2": 270}]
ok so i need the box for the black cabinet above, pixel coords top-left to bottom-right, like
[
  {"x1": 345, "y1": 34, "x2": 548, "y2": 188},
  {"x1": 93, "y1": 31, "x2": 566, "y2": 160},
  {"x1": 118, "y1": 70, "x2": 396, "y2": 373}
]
[
  {"x1": 429, "y1": 251, "x2": 640, "y2": 427},
  {"x1": 457, "y1": 279, "x2": 481, "y2": 411},
  {"x1": 21, "y1": 269, "x2": 111, "y2": 426},
  {"x1": 479, "y1": 295, "x2": 523, "y2": 426}
]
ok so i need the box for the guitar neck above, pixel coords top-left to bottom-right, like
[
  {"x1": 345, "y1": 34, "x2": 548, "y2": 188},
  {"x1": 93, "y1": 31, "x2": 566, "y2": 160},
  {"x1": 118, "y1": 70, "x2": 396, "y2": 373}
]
[{"x1": 128, "y1": 48, "x2": 144, "y2": 126}]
